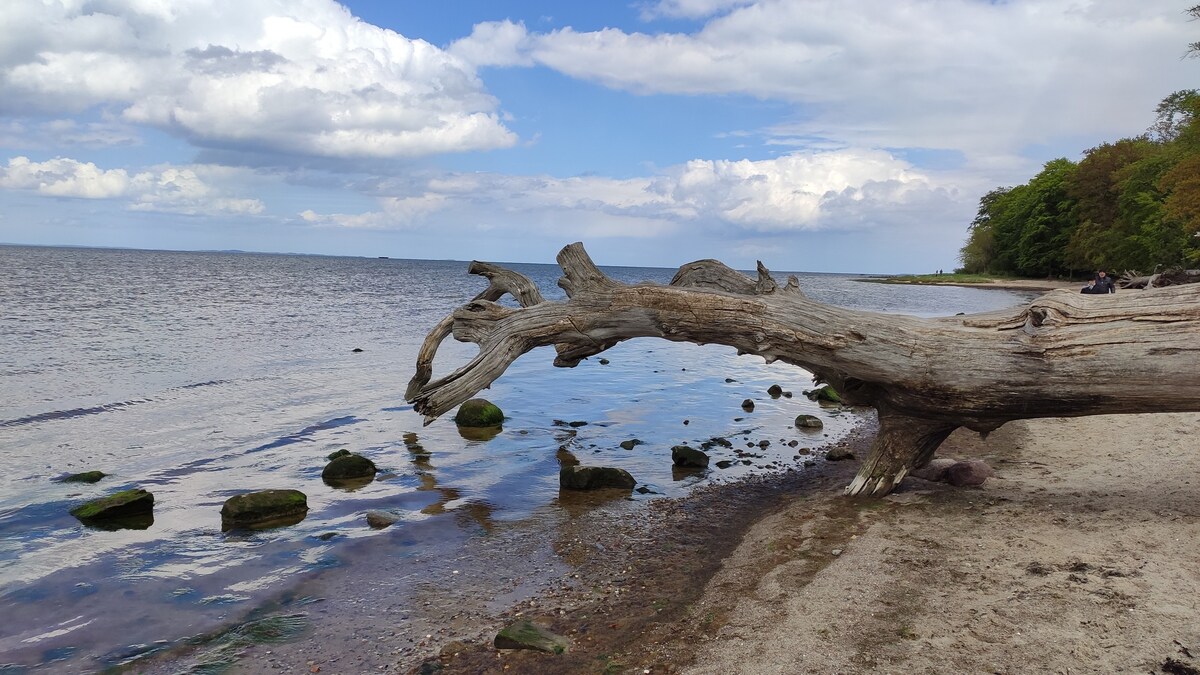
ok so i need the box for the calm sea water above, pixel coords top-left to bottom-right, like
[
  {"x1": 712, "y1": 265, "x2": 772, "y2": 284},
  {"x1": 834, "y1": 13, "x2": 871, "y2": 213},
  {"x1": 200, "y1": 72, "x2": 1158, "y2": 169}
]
[{"x1": 0, "y1": 245, "x2": 1030, "y2": 671}]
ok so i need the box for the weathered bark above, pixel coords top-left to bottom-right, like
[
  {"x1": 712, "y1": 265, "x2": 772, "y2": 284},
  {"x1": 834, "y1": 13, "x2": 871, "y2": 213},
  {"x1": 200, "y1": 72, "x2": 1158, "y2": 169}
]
[
  {"x1": 407, "y1": 243, "x2": 1200, "y2": 496},
  {"x1": 1119, "y1": 268, "x2": 1200, "y2": 289}
]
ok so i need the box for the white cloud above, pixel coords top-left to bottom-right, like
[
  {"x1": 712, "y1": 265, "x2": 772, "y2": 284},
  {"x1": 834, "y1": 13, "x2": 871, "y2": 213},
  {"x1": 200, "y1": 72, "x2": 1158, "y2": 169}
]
[
  {"x1": 0, "y1": 0, "x2": 516, "y2": 160},
  {"x1": 0, "y1": 119, "x2": 141, "y2": 150},
  {"x1": 638, "y1": 0, "x2": 756, "y2": 20},
  {"x1": 0, "y1": 156, "x2": 264, "y2": 214},
  {"x1": 299, "y1": 148, "x2": 959, "y2": 237},
  {"x1": 457, "y1": 1, "x2": 1194, "y2": 168}
]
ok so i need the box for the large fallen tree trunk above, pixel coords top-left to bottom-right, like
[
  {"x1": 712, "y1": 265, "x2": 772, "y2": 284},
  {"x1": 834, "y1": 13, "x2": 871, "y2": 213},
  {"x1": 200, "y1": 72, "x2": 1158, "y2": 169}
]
[{"x1": 407, "y1": 243, "x2": 1200, "y2": 496}]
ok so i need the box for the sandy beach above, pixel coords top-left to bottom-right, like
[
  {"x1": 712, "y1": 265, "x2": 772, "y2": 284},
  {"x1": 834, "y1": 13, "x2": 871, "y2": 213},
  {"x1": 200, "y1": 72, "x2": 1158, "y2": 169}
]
[{"x1": 414, "y1": 411, "x2": 1200, "y2": 674}]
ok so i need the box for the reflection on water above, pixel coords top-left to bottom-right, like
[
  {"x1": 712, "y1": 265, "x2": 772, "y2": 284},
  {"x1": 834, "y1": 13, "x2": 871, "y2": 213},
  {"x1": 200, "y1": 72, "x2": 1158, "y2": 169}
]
[{"x1": 0, "y1": 245, "x2": 1034, "y2": 671}]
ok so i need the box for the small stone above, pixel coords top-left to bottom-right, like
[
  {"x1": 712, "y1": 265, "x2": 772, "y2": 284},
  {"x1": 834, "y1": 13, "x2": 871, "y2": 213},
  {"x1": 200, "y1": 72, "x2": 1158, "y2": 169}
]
[
  {"x1": 598, "y1": 358, "x2": 610, "y2": 365},
  {"x1": 758, "y1": 440, "x2": 770, "y2": 448},
  {"x1": 804, "y1": 385, "x2": 842, "y2": 404},
  {"x1": 825, "y1": 448, "x2": 854, "y2": 461},
  {"x1": 366, "y1": 510, "x2": 402, "y2": 529},
  {"x1": 220, "y1": 489, "x2": 308, "y2": 531},
  {"x1": 831, "y1": 548, "x2": 843, "y2": 556},
  {"x1": 671, "y1": 445, "x2": 710, "y2": 468},
  {"x1": 322, "y1": 453, "x2": 377, "y2": 481},
  {"x1": 715, "y1": 460, "x2": 735, "y2": 469},
  {"x1": 70, "y1": 488, "x2": 154, "y2": 521},
  {"x1": 326, "y1": 449, "x2": 351, "y2": 461},
  {"x1": 454, "y1": 399, "x2": 504, "y2": 427},
  {"x1": 559, "y1": 466, "x2": 637, "y2": 491},
  {"x1": 794, "y1": 414, "x2": 823, "y2": 429},
  {"x1": 619, "y1": 439, "x2": 643, "y2": 450},
  {"x1": 725, "y1": 378, "x2": 736, "y2": 383},
  {"x1": 741, "y1": 399, "x2": 755, "y2": 412},
  {"x1": 683, "y1": 419, "x2": 689, "y2": 425},
  {"x1": 767, "y1": 384, "x2": 783, "y2": 398},
  {"x1": 60, "y1": 470, "x2": 106, "y2": 484},
  {"x1": 351, "y1": 348, "x2": 363, "y2": 353},
  {"x1": 567, "y1": 420, "x2": 588, "y2": 428},
  {"x1": 804, "y1": 460, "x2": 817, "y2": 467},
  {"x1": 787, "y1": 440, "x2": 799, "y2": 447}
]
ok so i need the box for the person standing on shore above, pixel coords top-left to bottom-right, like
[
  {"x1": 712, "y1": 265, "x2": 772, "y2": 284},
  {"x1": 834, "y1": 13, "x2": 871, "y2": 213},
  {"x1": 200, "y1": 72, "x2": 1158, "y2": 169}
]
[{"x1": 1093, "y1": 270, "x2": 1116, "y2": 294}]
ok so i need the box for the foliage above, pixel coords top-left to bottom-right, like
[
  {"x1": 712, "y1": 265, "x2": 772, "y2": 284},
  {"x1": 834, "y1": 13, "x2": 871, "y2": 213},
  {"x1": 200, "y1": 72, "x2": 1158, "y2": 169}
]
[{"x1": 959, "y1": 90, "x2": 1200, "y2": 276}]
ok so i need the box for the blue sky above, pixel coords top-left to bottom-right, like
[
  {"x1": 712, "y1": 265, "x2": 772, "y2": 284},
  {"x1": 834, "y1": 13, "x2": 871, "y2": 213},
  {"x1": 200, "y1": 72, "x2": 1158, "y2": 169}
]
[{"x1": 0, "y1": 1, "x2": 1195, "y2": 272}]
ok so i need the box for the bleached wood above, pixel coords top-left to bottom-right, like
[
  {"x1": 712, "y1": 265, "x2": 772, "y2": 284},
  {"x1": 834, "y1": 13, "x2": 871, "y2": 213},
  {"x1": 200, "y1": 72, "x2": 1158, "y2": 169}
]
[{"x1": 407, "y1": 243, "x2": 1200, "y2": 496}]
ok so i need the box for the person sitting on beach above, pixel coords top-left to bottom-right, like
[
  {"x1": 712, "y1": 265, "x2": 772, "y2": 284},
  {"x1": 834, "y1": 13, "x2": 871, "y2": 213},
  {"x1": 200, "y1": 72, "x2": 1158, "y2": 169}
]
[
  {"x1": 1081, "y1": 279, "x2": 1104, "y2": 294},
  {"x1": 1093, "y1": 270, "x2": 1117, "y2": 294}
]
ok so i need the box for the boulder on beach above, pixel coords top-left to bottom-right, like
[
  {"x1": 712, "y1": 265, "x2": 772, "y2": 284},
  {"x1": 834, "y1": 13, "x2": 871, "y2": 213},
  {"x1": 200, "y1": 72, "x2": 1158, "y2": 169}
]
[
  {"x1": 70, "y1": 488, "x2": 154, "y2": 522},
  {"x1": 825, "y1": 447, "x2": 855, "y2": 461},
  {"x1": 494, "y1": 619, "x2": 571, "y2": 654},
  {"x1": 220, "y1": 489, "x2": 308, "y2": 531},
  {"x1": 454, "y1": 398, "x2": 504, "y2": 427},
  {"x1": 911, "y1": 457, "x2": 958, "y2": 482},
  {"x1": 795, "y1": 414, "x2": 823, "y2": 429},
  {"x1": 671, "y1": 445, "x2": 710, "y2": 468},
  {"x1": 60, "y1": 470, "x2": 106, "y2": 484},
  {"x1": 946, "y1": 459, "x2": 995, "y2": 487},
  {"x1": 322, "y1": 453, "x2": 377, "y2": 481},
  {"x1": 559, "y1": 465, "x2": 636, "y2": 491}
]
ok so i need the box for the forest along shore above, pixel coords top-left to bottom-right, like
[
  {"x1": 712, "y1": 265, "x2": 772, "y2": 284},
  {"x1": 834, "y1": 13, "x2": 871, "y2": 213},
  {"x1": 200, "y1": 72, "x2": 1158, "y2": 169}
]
[
  {"x1": 408, "y1": 412, "x2": 1200, "y2": 674},
  {"x1": 856, "y1": 276, "x2": 1080, "y2": 293}
]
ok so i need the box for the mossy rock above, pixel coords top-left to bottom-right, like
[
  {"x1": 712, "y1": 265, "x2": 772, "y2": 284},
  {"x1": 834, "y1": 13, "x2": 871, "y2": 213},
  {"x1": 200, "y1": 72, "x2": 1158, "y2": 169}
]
[
  {"x1": 220, "y1": 489, "x2": 308, "y2": 531},
  {"x1": 326, "y1": 449, "x2": 351, "y2": 461},
  {"x1": 61, "y1": 470, "x2": 106, "y2": 484},
  {"x1": 804, "y1": 385, "x2": 842, "y2": 404},
  {"x1": 494, "y1": 619, "x2": 571, "y2": 654},
  {"x1": 559, "y1": 465, "x2": 636, "y2": 491},
  {"x1": 454, "y1": 399, "x2": 504, "y2": 427},
  {"x1": 321, "y1": 453, "x2": 377, "y2": 481},
  {"x1": 671, "y1": 445, "x2": 710, "y2": 468},
  {"x1": 70, "y1": 488, "x2": 154, "y2": 521},
  {"x1": 795, "y1": 414, "x2": 824, "y2": 429}
]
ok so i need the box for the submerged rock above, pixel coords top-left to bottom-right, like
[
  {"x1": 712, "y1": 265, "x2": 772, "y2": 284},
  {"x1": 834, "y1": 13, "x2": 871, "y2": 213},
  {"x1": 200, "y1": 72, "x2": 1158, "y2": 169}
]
[
  {"x1": 60, "y1": 470, "x2": 106, "y2": 484},
  {"x1": 671, "y1": 445, "x2": 710, "y2": 468},
  {"x1": 366, "y1": 510, "x2": 403, "y2": 529},
  {"x1": 795, "y1": 414, "x2": 824, "y2": 429},
  {"x1": 70, "y1": 488, "x2": 154, "y2": 522},
  {"x1": 454, "y1": 398, "x2": 504, "y2": 427},
  {"x1": 559, "y1": 465, "x2": 636, "y2": 491},
  {"x1": 220, "y1": 489, "x2": 308, "y2": 531},
  {"x1": 322, "y1": 453, "x2": 377, "y2": 481},
  {"x1": 494, "y1": 619, "x2": 571, "y2": 654}
]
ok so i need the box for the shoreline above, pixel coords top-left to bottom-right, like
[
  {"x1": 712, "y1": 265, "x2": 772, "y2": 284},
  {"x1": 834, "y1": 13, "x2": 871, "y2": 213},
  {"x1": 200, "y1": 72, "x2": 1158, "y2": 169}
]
[{"x1": 854, "y1": 277, "x2": 1080, "y2": 292}]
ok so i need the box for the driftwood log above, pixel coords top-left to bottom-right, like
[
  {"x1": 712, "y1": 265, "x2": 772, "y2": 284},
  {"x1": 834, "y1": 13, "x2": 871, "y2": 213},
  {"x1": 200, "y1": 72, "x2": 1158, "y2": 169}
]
[
  {"x1": 407, "y1": 243, "x2": 1200, "y2": 496},
  {"x1": 1119, "y1": 268, "x2": 1200, "y2": 289}
]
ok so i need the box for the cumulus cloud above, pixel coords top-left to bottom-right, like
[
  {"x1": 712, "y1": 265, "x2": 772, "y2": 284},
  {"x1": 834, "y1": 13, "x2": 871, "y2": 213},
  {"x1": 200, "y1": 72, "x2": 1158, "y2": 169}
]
[
  {"x1": 299, "y1": 148, "x2": 959, "y2": 238},
  {"x1": 0, "y1": 156, "x2": 264, "y2": 214},
  {"x1": 0, "y1": 0, "x2": 516, "y2": 160},
  {"x1": 637, "y1": 0, "x2": 757, "y2": 20},
  {"x1": 453, "y1": 1, "x2": 1193, "y2": 167}
]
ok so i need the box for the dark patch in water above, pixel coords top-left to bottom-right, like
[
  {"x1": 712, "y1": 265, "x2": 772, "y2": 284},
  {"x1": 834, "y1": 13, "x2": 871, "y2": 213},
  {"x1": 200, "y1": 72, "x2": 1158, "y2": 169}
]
[
  {"x1": 249, "y1": 416, "x2": 362, "y2": 452},
  {"x1": 0, "y1": 399, "x2": 150, "y2": 428}
]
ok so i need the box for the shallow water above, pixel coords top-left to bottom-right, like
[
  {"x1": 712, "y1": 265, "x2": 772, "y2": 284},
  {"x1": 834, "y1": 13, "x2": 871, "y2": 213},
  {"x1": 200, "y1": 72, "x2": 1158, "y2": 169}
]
[{"x1": 0, "y1": 245, "x2": 1031, "y2": 671}]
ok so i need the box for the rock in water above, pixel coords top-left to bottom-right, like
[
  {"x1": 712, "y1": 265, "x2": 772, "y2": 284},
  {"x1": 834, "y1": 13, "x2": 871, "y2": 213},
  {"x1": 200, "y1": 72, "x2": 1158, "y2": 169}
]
[
  {"x1": 454, "y1": 398, "x2": 504, "y2": 427},
  {"x1": 221, "y1": 489, "x2": 308, "y2": 531},
  {"x1": 70, "y1": 488, "x2": 154, "y2": 521},
  {"x1": 321, "y1": 453, "x2": 377, "y2": 480},
  {"x1": 767, "y1": 384, "x2": 783, "y2": 398},
  {"x1": 494, "y1": 620, "x2": 571, "y2": 654},
  {"x1": 804, "y1": 385, "x2": 842, "y2": 404},
  {"x1": 911, "y1": 457, "x2": 958, "y2": 482},
  {"x1": 946, "y1": 459, "x2": 994, "y2": 487},
  {"x1": 60, "y1": 470, "x2": 106, "y2": 484},
  {"x1": 671, "y1": 445, "x2": 710, "y2": 468},
  {"x1": 365, "y1": 510, "x2": 402, "y2": 529},
  {"x1": 326, "y1": 449, "x2": 351, "y2": 461},
  {"x1": 559, "y1": 465, "x2": 636, "y2": 491},
  {"x1": 794, "y1": 414, "x2": 823, "y2": 429},
  {"x1": 741, "y1": 399, "x2": 755, "y2": 412}
]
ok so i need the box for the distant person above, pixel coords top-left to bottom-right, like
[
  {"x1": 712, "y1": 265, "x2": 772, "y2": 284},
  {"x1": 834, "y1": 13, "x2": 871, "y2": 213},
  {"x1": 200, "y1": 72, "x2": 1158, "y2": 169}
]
[
  {"x1": 1081, "y1": 279, "x2": 1103, "y2": 294},
  {"x1": 1094, "y1": 270, "x2": 1116, "y2": 294}
]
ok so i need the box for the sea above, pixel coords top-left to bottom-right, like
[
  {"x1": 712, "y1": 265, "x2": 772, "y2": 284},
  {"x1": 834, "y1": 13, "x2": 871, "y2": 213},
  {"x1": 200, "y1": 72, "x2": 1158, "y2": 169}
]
[{"x1": 0, "y1": 245, "x2": 1032, "y2": 672}]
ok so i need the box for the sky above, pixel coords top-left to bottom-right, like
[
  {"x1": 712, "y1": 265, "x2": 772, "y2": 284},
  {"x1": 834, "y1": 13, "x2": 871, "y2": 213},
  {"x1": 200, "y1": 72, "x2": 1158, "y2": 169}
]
[{"x1": 0, "y1": 1, "x2": 1196, "y2": 273}]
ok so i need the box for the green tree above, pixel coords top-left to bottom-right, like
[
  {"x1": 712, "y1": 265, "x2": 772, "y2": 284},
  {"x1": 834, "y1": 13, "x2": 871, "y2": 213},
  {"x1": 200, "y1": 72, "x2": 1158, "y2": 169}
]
[{"x1": 958, "y1": 187, "x2": 1008, "y2": 273}]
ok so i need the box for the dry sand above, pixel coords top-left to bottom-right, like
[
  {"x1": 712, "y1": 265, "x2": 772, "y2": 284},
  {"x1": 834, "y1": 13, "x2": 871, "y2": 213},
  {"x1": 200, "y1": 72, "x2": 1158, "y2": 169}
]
[{"x1": 679, "y1": 413, "x2": 1200, "y2": 675}]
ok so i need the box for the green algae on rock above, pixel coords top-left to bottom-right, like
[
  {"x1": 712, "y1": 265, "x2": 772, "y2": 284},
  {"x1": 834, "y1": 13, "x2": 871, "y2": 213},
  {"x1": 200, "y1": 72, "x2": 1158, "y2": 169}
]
[
  {"x1": 494, "y1": 619, "x2": 571, "y2": 654},
  {"x1": 60, "y1": 470, "x2": 106, "y2": 484},
  {"x1": 220, "y1": 489, "x2": 308, "y2": 531},
  {"x1": 70, "y1": 488, "x2": 154, "y2": 521},
  {"x1": 321, "y1": 453, "x2": 377, "y2": 481},
  {"x1": 453, "y1": 398, "x2": 504, "y2": 427}
]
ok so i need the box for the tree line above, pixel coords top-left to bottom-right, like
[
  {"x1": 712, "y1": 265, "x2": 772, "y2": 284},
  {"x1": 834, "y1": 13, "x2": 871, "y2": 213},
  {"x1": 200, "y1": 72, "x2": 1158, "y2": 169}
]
[{"x1": 959, "y1": 90, "x2": 1200, "y2": 278}]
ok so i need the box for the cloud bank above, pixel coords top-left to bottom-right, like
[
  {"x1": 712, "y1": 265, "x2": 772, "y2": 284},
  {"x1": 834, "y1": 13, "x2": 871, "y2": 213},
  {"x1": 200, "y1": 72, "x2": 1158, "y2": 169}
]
[{"x1": 1, "y1": 0, "x2": 516, "y2": 160}]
